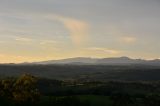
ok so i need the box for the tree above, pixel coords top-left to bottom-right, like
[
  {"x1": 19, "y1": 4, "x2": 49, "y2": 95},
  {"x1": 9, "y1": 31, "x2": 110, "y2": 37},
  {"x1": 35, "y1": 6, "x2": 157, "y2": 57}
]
[{"x1": 12, "y1": 74, "x2": 40, "y2": 103}]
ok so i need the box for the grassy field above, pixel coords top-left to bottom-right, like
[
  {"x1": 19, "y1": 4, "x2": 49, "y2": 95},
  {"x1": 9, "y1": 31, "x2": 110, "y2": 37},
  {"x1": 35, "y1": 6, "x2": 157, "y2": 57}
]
[
  {"x1": 78, "y1": 95, "x2": 111, "y2": 106},
  {"x1": 39, "y1": 95, "x2": 111, "y2": 106}
]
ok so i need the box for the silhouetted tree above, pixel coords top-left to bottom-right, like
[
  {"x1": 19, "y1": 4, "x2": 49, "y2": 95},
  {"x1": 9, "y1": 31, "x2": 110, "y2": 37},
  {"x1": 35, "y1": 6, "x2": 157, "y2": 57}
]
[{"x1": 12, "y1": 74, "x2": 40, "y2": 103}]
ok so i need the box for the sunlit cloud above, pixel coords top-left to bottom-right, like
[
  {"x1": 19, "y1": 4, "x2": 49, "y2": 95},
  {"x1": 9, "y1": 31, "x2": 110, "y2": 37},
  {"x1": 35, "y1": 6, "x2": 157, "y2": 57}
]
[
  {"x1": 103, "y1": 26, "x2": 137, "y2": 44},
  {"x1": 39, "y1": 40, "x2": 60, "y2": 51},
  {"x1": 39, "y1": 40, "x2": 57, "y2": 45},
  {"x1": 120, "y1": 36, "x2": 137, "y2": 44},
  {"x1": 87, "y1": 47, "x2": 121, "y2": 54},
  {"x1": 46, "y1": 14, "x2": 89, "y2": 46},
  {"x1": 14, "y1": 36, "x2": 33, "y2": 42}
]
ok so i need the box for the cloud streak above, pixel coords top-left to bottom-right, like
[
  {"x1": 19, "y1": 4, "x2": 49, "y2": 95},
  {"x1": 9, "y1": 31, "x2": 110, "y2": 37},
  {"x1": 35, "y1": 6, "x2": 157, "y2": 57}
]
[
  {"x1": 87, "y1": 47, "x2": 121, "y2": 54},
  {"x1": 39, "y1": 40, "x2": 57, "y2": 45},
  {"x1": 14, "y1": 37, "x2": 33, "y2": 42},
  {"x1": 120, "y1": 36, "x2": 137, "y2": 44}
]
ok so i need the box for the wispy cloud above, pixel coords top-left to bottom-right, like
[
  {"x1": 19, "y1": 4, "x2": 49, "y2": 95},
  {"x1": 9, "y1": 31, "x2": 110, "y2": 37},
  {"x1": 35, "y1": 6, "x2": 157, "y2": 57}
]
[
  {"x1": 1, "y1": 12, "x2": 89, "y2": 46},
  {"x1": 103, "y1": 26, "x2": 137, "y2": 45},
  {"x1": 87, "y1": 47, "x2": 121, "y2": 54},
  {"x1": 39, "y1": 40, "x2": 57, "y2": 45},
  {"x1": 15, "y1": 37, "x2": 33, "y2": 42},
  {"x1": 120, "y1": 36, "x2": 137, "y2": 44},
  {"x1": 46, "y1": 14, "x2": 89, "y2": 46}
]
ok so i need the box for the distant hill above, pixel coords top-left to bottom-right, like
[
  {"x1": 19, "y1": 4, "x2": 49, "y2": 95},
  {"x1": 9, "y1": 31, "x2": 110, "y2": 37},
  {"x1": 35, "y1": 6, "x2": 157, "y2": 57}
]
[
  {"x1": 33, "y1": 57, "x2": 97, "y2": 64},
  {"x1": 31, "y1": 57, "x2": 160, "y2": 66}
]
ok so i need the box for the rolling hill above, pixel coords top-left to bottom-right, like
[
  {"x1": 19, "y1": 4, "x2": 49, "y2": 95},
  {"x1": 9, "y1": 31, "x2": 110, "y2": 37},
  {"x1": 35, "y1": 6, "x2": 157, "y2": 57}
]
[{"x1": 32, "y1": 57, "x2": 160, "y2": 66}]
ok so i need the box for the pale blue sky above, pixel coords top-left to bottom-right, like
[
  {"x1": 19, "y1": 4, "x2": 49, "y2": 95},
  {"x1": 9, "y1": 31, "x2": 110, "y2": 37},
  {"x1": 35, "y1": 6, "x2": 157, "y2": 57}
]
[{"x1": 0, "y1": 0, "x2": 160, "y2": 63}]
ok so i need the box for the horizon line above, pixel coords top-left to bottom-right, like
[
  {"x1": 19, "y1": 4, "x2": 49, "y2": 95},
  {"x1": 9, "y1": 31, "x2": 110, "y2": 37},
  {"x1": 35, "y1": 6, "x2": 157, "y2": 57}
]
[{"x1": 0, "y1": 56, "x2": 159, "y2": 64}]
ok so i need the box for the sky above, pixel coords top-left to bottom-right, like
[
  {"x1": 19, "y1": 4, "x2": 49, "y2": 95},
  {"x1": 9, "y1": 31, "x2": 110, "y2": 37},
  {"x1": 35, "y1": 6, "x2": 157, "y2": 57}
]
[{"x1": 0, "y1": 0, "x2": 160, "y2": 63}]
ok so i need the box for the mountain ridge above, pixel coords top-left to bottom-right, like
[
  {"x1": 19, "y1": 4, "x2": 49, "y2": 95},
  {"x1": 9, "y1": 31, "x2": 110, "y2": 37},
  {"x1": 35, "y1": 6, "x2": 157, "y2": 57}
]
[{"x1": 29, "y1": 57, "x2": 160, "y2": 66}]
